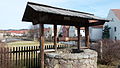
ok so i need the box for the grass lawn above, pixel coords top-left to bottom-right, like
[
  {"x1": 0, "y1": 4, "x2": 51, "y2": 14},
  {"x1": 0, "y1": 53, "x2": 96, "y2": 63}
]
[
  {"x1": 7, "y1": 41, "x2": 39, "y2": 47},
  {"x1": 6, "y1": 41, "x2": 65, "y2": 47}
]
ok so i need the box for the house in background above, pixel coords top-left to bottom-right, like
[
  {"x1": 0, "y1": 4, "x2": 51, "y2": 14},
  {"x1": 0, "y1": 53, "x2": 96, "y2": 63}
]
[
  {"x1": 69, "y1": 26, "x2": 76, "y2": 37},
  {"x1": 60, "y1": 25, "x2": 104, "y2": 41},
  {"x1": 69, "y1": 26, "x2": 85, "y2": 37},
  {"x1": 6, "y1": 30, "x2": 28, "y2": 37},
  {"x1": 59, "y1": 26, "x2": 85, "y2": 38},
  {"x1": 58, "y1": 26, "x2": 85, "y2": 44},
  {"x1": 104, "y1": 9, "x2": 120, "y2": 40},
  {"x1": 62, "y1": 26, "x2": 70, "y2": 37},
  {"x1": 89, "y1": 25, "x2": 103, "y2": 41},
  {"x1": 44, "y1": 28, "x2": 51, "y2": 39},
  {"x1": 52, "y1": 26, "x2": 61, "y2": 37},
  {"x1": 0, "y1": 30, "x2": 5, "y2": 41}
]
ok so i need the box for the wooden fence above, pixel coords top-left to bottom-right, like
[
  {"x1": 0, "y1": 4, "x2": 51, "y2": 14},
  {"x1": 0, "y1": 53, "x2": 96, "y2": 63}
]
[{"x1": 0, "y1": 44, "x2": 69, "y2": 68}]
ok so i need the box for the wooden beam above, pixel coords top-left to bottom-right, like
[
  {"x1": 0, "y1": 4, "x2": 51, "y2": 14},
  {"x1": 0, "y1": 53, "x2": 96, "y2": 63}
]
[
  {"x1": 54, "y1": 24, "x2": 57, "y2": 51},
  {"x1": 85, "y1": 26, "x2": 90, "y2": 48},
  {"x1": 40, "y1": 24, "x2": 45, "y2": 68},
  {"x1": 77, "y1": 26, "x2": 81, "y2": 50},
  {"x1": 80, "y1": 47, "x2": 89, "y2": 49},
  {"x1": 88, "y1": 21, "x2": 105, "y2": 26}
]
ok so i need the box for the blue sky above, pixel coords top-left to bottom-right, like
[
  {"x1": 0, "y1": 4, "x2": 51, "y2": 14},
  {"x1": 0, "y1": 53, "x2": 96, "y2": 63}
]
[{"x1": 0, "y1": 0, "x2": 120, "y2": 30}]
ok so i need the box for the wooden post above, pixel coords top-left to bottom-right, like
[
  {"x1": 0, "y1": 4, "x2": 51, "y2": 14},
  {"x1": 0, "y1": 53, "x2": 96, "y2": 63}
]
[
  {"x1": 85, "y1": 26, "x2": 90, "y2": 48},
  {"x1": 54, "y1": 24, "x2": 57, "y2": 51},
  {"x1": 40, "y1": 24, "x2": 44, "y2": 68},
  {"x1": 77, "y1": 26, "x2": 81, "y2": 50},
  {"x1": 100, "y1": 41, "x2": 103, "y2": 59}
]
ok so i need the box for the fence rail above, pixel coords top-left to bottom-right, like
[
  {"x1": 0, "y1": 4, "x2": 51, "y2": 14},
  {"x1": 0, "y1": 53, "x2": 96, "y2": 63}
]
[{"x1": 0, "y1": 44, "x2": 70, "y2": 68}]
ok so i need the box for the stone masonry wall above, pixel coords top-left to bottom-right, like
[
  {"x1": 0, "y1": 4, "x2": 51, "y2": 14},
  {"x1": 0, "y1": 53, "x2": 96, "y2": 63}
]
[{"x1": 45, "y1": 49, "x2": 98, "y2": 68}]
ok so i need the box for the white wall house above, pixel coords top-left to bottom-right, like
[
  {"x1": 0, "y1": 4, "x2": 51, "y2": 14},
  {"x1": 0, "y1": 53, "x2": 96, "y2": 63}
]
[
  {"x1": 104, "y1": 9, "x2": 120, "y2": 40},
  {"x1": 60, "y1": 25, "x2": 104, "y2": 41},
  {"x1": 0, "y1": 33, "x2": 4, "y2": 41},
  {"x1": 69, "y1": 26, "x2": 77, "y2": 37},
  {"x1": 89, "y1": 26, "x2": 103, "y2": 41},
  {"x1": 51, "y1": 26, "x2": 61, "y2": 37},
  {"x1": 44, "y1": 28, "x2": 51, "y2": 39},
  {"x1": 69, "y1": 26, "x2": 85, "y2": 37},
  {"x1": 58, "y1": 26, "x2": 85, "y2": 45}
]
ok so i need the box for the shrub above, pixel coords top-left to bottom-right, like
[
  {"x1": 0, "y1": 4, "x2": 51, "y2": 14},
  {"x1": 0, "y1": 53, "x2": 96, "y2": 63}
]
[{"x1": 91, "y1": 39, "x2": 120, "y2": 65}]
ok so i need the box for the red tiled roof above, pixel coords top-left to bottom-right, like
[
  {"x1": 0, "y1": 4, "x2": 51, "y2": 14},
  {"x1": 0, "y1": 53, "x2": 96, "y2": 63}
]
[
  {"x1": 80, "y1": 27, "x2": 85, "y2": 30},
  {"x1": 111, "y1": 9, "x2": 120, "y2": 20},
  {"x1": 6, "y1": 30, "x2": 28, "y2": 34},
  {"x1": 44, "y1": 28, "x2": 50, "y2": 32}
]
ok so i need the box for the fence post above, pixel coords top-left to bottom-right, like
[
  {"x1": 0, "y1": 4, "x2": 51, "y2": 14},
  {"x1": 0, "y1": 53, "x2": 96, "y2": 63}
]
[
  {"x1": 36, "y1": 46, "x2": 38, "y2": 67},
  {"x1": 24, "y1": 47, "x2": 26, "y2": 66},
  {"x1": 29, "y1": 46, "x2": 31, "y2": 68},
  {"x1": 34, "y1": 46, "x2": 36, "y2": 68},
  {"x1": 10, "y1": 47, "x2": 12, "y2": 68},
  {"x1": 26, "y1": 46, "x2": 28, "y2": 67},
  {"x1": 16, "y1": 47, "x2": 18, "y2": 67},
  {"x1": 7, "y1": 47, "x2": 9, "y2": 68},
  {"x1": 18, "y1": 47, "x2": 20, "y2": 67},
  {"x1": 0, "y1": 47, "x2": 2, "y2": 67},
  {"x1": 13, "y1": 47, "x2": 15, "y2": 68},
  {"x1": 100, "y1": 41, "x2": 103, "y2": 60},
  {"x1": 21, "y1": 47, "x2": 23, "y2": 67}
]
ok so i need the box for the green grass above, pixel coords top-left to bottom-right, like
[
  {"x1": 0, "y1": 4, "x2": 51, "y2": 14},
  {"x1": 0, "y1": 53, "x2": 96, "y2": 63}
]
[
  {"x1": 6, "y1": 41, "x2": 65, "y2": 47},
  {"x1": 7, "y1": 41, "x2": 39, "y2": 47},
  {"x1": 7, "y1": 41, "x2": 39, "y2": 46}
]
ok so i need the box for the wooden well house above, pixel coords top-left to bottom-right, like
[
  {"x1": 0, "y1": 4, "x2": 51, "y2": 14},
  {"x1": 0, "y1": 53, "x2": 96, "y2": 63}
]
[{"x1": 22, "y1": 2, "x2": 109, "y2": 68}]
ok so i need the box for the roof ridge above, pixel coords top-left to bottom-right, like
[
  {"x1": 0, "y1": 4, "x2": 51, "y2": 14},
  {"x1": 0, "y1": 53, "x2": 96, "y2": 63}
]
[{"x1": 28, "y1": 2, "x2": 94, "y2": 15}]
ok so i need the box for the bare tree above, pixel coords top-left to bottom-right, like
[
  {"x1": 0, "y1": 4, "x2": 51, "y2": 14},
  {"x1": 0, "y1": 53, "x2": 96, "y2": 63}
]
[
  {"x1": 27, "y1": 25, "x2": 39, "y2": 41},
  {"x1": 91, "y1": 39, "x2": 120, "y2": 65}
]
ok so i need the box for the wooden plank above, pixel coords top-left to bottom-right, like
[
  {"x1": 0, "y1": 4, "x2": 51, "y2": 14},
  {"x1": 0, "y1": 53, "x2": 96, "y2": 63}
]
[
  {"x1": 40, "y1": 24, "x2": 45, "y2": 68},
  {"x1": 85, "y1": 26, "x2": 90, "y2": 48},
  {"x1": 37, "y1": 13, "x2": 90, "y2": 26},
  {"x1": 80, "y1": 47, "x2": 89, "y2": 49},
  {"x1": 23, "y1": 47, "x2": 26, "y2": 66},
  {"x1": 54, "y1": 24, "x2": 57, "y2": 51},
  {"x1": 77, "y1": 26, "x2": 81, "y2": 50},
  {"x1": 89, "y1": 21, "x2": 105, "y2": 26}
]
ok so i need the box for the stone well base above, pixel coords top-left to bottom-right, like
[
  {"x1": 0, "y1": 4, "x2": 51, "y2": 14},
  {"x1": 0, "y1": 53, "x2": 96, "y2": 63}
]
[{"x1": 45, "y1": 49, "x2": 98, "y2": 68}]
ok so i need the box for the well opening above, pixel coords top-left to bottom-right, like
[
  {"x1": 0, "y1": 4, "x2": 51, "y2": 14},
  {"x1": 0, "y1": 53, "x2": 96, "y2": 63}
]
[{"x1": 71, "y1": 49, "x2": 84, "y2": 53}]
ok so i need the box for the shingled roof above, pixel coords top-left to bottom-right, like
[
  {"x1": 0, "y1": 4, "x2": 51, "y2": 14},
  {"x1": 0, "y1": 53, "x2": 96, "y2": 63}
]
[
  {"x1": 22, "y1": 2, "x2": 109, "y2": 26},
  {"x1": 112, "y1": 9, "x2": 120, "y2": 20}
]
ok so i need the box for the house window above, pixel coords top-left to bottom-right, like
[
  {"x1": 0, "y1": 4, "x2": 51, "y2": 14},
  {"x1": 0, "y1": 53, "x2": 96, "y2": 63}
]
[
  {"x1": 115, "y1": 36, "x2": 117, "y2": 40},
  {"x1": 114, "y1": 27, "x2": 116, "y2": 32},
  {"x1": 111, "y1": 18, "x2": 114, "y2": 22}
]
